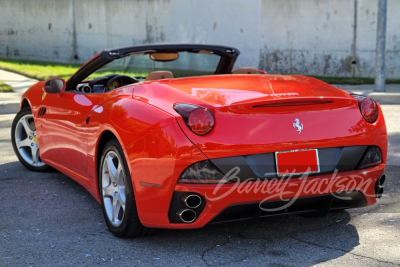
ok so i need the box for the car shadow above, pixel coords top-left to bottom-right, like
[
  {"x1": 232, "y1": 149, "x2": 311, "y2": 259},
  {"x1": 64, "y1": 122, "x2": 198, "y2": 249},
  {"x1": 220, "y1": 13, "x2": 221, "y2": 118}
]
[
  {"x1": 149, "y1": 210, "x2": 358, "y2": 266},
  {"x1": 0, "y1": 160, "x2": 359, "y2": 266}
]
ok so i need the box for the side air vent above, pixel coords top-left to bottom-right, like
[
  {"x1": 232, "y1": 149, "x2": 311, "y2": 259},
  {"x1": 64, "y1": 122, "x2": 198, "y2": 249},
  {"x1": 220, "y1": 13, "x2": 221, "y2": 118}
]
[
  {"x1": 38, "y1": 107, "x2": 47, "y2": 116},
  {"x1": 253, "y1": 100, "x2": 333, "y2": 108}
]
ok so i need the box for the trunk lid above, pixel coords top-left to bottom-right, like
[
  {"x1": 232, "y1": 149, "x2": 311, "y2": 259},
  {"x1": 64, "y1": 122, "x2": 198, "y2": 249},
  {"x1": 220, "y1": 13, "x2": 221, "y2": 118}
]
[
  {"x1": 136, "y1": 75, "x2": 379, "y2": 159},
  {"x1": 159, "y1": 74, "x2": 353, "y2": 107}
]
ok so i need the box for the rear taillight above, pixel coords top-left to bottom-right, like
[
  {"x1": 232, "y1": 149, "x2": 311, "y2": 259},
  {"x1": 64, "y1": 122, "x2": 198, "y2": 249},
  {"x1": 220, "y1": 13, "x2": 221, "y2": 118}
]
[
  {"x1": 173, "y1": 103, "x2": 215, "y2": 135},
  {"x1": 358, "y1": 146, "x2": 382, "y2": 169},
  {"x1": 351, "y1": 95, "x2": 379, "y2": 123}
]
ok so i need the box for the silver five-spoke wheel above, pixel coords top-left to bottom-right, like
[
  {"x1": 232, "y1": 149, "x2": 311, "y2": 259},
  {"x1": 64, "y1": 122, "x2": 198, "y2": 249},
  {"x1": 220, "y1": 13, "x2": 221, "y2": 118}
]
[
  {"x1": 15, "y1": 114, "x2": 44, "y2": 167},
  {"x1": 99, "y1": 139, "x2": 152, "y2": 238},
  {"x1": 12, "y1": 108, "x2": 50, "y2": 172},
  {"x1": 101, "y1": 151, "x2": 126, "y2": 227}
]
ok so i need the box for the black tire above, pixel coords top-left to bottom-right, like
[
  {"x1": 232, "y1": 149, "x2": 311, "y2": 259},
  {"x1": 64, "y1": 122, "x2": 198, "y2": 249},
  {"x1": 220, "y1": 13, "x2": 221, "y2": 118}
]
[
  {"x1": 11, "y1": 107, "x2": 51, "y2": 172},
  {"x1": 99, "y1": 139, "x2": 154, "y2": 238}
]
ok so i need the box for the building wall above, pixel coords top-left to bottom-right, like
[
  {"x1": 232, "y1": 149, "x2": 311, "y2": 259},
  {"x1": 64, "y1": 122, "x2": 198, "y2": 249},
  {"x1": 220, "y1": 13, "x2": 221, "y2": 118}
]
[{"x1": 0, "y1": 0, "x2": 399, "y2": 78}]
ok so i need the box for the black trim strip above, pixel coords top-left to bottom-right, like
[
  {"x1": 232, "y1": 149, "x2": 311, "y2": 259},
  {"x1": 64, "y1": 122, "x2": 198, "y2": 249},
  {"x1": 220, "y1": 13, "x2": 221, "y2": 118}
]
[
  {"x1": 210, "y1": 146, "x2": 369, "y2": 181},
  {"x1": 209, "y1": 191, "x2": 368, "y2": 224}
]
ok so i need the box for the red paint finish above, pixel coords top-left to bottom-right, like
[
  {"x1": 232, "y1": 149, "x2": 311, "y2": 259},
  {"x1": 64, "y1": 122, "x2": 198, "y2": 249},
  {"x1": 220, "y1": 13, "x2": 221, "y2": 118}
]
[
  {"x1": 124, "y1": 122, "x2": 208, "y2": 225},
  {"x1": 19, "y1": 72, "x2": 388, "y2": 229},
  {"x1": 133, "y1": 75, "x2": 382, "y2": 160}
]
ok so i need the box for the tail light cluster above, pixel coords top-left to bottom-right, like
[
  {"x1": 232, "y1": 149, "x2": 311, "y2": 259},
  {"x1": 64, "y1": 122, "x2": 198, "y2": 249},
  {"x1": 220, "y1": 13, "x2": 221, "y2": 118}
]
[
  {"x1": 351, "y1": 95, "x2": 379, "y2": 123},
  {"x1": 173, "y1": 103, "x2": 215, "y2": 135}
]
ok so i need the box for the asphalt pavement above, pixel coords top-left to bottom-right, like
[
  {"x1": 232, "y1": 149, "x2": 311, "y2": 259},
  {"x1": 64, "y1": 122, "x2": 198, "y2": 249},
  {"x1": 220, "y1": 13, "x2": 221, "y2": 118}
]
[{"x1": 0, "y1": 105, "x2": 399, "y2": 267}]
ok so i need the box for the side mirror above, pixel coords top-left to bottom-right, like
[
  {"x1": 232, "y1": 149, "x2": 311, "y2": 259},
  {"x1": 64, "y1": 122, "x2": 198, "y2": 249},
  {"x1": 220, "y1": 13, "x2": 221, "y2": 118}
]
[{"x1": 44, "y1": 78, "x2": 66, "y2": 94}]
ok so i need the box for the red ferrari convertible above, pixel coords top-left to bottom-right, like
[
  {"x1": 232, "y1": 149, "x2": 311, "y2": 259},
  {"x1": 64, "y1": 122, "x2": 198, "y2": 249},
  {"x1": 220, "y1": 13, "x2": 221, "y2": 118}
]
[{"x1": 11, "y1": 44, "x2": 387, "y2": 237}]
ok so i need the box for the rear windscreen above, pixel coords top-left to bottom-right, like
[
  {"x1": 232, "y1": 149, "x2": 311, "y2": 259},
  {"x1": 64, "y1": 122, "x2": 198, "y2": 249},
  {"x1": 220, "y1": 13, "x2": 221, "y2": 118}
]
[{"x1": 85, "y1": 51, "x2": 221, "y2": 80}]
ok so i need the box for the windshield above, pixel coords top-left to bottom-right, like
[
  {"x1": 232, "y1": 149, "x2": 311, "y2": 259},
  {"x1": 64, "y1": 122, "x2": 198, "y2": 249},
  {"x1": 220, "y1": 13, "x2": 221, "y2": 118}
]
[{"x1": 85, "y1": 51, "x2": 221, "y2": 80}]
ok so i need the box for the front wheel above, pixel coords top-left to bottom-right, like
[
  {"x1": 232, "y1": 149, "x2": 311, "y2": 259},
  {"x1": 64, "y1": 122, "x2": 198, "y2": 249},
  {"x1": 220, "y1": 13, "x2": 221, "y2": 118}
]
[
  {"x1": 11, "y1": 107, "x2": 51, "y2": 172},
  {"x1": 99, "y1": 139, "x2": 154, "y2": 237}
]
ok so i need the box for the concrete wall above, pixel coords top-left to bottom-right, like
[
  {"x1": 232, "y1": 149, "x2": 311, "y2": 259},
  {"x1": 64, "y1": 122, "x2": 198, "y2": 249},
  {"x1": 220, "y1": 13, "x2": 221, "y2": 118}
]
[{"x1": 0, "y1": 0, "x2": 399, "y2": 78}]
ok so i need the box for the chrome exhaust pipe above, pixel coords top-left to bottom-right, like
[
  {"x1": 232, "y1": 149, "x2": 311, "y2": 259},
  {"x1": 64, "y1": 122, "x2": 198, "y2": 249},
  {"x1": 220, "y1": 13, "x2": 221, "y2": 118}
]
[
  {"x1": 176, "y1": 209, "x2": 197, "y2": 223},
  {"x1": 182, "y1": 194, "x2": 202, "y2": 209}
]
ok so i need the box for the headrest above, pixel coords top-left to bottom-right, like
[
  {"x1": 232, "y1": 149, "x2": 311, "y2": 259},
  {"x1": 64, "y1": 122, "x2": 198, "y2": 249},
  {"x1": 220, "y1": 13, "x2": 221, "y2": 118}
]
[
  {"x1": 232, "y1": 67, "x2": 258, "y2": 74},
  {"x1": 145, "y1": 71, "x2": 174, "y2": 81}
]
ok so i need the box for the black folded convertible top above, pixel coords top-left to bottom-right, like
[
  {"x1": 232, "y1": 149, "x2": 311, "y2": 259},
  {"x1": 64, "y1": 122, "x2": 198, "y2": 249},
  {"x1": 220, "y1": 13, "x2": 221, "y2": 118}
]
[
  {"x1": 101, "y1": 44, "x2": 240, "y2": 60},
  {"x1": 67, "y1": 44, "x2": 240, "y2": 90}
]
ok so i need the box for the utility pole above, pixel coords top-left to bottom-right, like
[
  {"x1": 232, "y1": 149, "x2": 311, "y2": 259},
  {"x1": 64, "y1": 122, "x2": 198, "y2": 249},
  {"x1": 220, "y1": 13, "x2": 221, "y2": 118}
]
[{"x1": 375, "y1": 0, "x2": 387, "y2": 92}]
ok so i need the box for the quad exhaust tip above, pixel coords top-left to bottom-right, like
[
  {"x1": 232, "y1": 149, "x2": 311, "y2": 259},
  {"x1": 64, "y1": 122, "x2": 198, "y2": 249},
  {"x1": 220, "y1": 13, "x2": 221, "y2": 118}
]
[
  {"x1": 176, "y1": 209, "x2": 197, "y2": 223},
  {"x1": 182, "y1": 194, "x2": 202, "y2": 209}
]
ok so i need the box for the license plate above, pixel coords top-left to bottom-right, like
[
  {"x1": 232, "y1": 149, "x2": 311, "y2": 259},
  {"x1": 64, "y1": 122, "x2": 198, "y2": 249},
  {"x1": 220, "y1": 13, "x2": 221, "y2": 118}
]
[{"x1": 275, "y1": 149, "x2": 320, "y2": 176}]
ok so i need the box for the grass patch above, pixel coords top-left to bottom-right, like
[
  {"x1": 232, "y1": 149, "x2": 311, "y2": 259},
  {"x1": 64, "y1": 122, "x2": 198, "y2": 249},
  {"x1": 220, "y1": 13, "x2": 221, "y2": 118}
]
[
  {"x1": 1, "y1": 58, "x2": 400, "y2": 84},
  {"x1": 0, "y1": 80, "x2": 14, "y2": 92},
  {"x1": 0, "y1": 58, "x2": 210, "y2": 81},
  {"x1": 0, "y1": 58, "x2": 80, "y2": 81}
]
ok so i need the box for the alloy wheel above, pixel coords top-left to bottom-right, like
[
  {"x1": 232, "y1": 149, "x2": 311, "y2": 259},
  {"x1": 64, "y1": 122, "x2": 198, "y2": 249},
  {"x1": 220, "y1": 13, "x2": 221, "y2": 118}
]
[
  {"x1": 14, "y1": 114, "x2": 45, "y2": 167},
  {"x1": 101, "y1": 151, "x2": 126, "y2": 227}
]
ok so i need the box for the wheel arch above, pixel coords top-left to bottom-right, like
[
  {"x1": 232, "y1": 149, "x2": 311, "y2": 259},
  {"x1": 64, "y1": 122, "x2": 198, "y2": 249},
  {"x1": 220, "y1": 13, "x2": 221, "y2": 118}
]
[
  {"x1": 96, "y1": 130, "x2": 118, "y2": 173},
  {"x1": 94, "y1": 130, "x2": 118, "y2": 198},
  {"x1": 95, "y1": 129, "x2": 133, "y2": 188},
  {"x1": 20, "y1": 98, "x2": 31, "y2": 110}
]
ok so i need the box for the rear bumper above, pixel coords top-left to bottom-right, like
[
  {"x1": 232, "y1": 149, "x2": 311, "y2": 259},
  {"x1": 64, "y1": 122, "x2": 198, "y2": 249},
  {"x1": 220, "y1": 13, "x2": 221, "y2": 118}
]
[
  {"x1": 142, "y1": 164, "x2": 385, "y2": 229},
  {"x1": 209, "y1": 191, "x2": 366, "y2": 224},
  {"x1": 126, "y1": 117, "x2": 387, "y2": 229}
]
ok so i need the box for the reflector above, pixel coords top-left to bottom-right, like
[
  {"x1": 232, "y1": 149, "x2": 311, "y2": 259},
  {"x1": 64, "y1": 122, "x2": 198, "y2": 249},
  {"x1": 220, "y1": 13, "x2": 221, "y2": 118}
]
[
  {"x1": 178, "y1": 160, "x2": 229, "y2": 183},
  {"x1": 358, "y1": 146, "x2": 382, "y2": 169}
]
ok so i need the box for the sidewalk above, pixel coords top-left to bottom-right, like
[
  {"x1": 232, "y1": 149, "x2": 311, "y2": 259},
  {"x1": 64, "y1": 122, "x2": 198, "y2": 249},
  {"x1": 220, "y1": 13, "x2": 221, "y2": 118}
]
[
  {"x1": 332, "y1": 84, "x2": 400, "y2": 105},
  {"x1": 0, "y1": 69, "x2": 399, "y2": 114},
  {"x1": 0, "y1": 70, "x2": 38, "y2": 114}
]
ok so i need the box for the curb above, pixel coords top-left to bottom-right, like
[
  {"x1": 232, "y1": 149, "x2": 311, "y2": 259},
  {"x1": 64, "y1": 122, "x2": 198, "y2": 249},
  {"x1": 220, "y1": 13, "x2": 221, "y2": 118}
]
[
  {"x1": 367, "y1": 93, "x2": 400, "y2": 105},
  {"x1": 0, "y1": 102, "x2": 20, "y2": 115}
]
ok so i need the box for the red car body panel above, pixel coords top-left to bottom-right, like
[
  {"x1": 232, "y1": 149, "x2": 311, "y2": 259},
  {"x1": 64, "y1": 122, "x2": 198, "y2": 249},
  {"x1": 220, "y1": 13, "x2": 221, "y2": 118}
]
[
  {"x1": 133, "y1": 75, "x2": 384, "y2": 159},
  {"x1": 20, "y1": 68, "x2": 387, "y2": 229}
]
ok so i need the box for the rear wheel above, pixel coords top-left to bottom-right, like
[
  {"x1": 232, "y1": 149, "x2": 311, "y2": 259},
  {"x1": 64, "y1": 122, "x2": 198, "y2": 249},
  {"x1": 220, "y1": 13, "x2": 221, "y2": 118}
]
[
  {"x1": 11, "y1": 107, "x2": 51, "y2": 172},
  {"x1": 99, "y1": 139, "x2": 154, "y2": 238}
]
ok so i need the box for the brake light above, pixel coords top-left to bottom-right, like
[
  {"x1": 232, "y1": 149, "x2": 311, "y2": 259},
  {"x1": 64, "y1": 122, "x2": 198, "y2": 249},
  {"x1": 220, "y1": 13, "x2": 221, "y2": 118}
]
[
  {"x1": 174, "y1": 103, "x2": 215, "y2": 135},
  {"x1": 352, "y1": 95, "x2": 379, "y2": 123}
]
